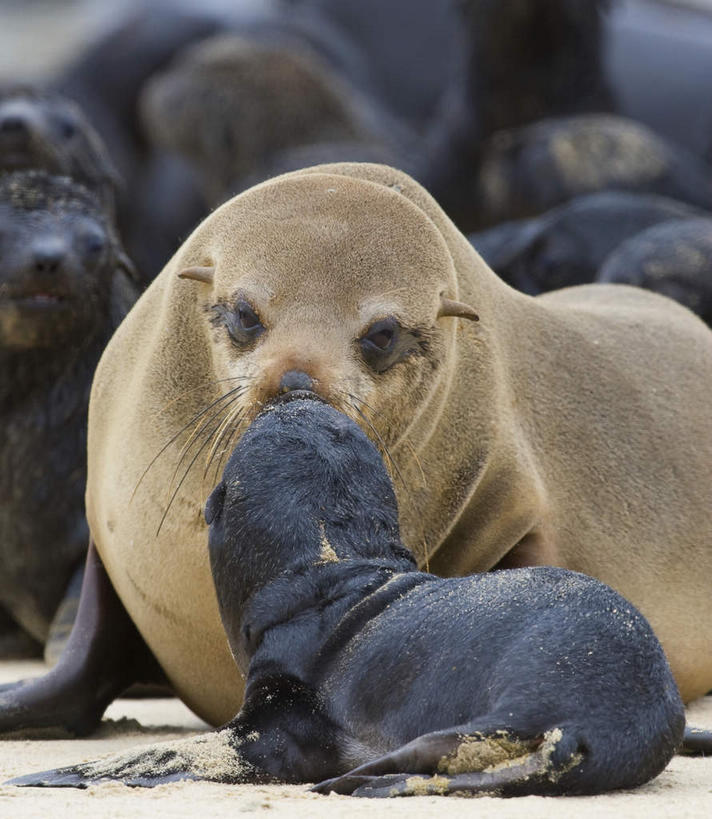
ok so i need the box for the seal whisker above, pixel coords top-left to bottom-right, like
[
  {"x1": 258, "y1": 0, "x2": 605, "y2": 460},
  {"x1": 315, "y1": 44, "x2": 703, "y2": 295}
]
[
  {"x1": 157, "y1": 406, "x2": 241, "y2": 537},
  {"x1": 348, "y1": 398, "x2": 410, "y2": 497},
  {"x1": 131, "y1": 384, "x2": 247, "y2": 502},
  {"x1": 204, "y1": 403, "x2": 246, "y2": 482},
  {"x1": 210, "y1": 408, "x2": 249, "y2": 487},
  {"x1": 168, "y1": 387, "x2": 246, "y2": 493},
  {"x1": 345, "y1": 393, "x2": 424, "y2": 486},
  {"x1": 153, "y1": 375, "x2": 251, "y2": 420}
]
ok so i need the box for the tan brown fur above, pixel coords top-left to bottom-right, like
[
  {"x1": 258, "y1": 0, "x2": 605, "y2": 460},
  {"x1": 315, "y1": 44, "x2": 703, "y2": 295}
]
[{"x1": 87, "y1": 163, "x2": 712, "y2": 724}]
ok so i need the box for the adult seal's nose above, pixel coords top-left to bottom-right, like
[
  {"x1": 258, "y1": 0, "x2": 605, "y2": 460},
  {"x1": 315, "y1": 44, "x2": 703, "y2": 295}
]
[{"x1": 279, "y1": 370, "x2": 314, "y2": 394}]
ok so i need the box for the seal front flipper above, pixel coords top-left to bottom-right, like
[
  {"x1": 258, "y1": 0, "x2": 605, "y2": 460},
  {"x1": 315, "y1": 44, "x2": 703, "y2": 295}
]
[
  {"x1": 6, "y1": 728, "x2": 273, "y2": 788},
  {"x1": 0, "y1": 542, "x2": 166, "y2": 738},
  {"x1": 314, "y1": 723, "x2": 585, "y2": 797},
  {"x1": 8, "y1": 674, "x2": 360, "y2": 788}
]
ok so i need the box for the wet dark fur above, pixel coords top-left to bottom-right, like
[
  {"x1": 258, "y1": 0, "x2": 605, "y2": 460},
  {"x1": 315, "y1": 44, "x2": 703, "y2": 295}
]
[
  {"x1": 0, "y1": 85, "x2": 119, "y2": 212},
  {"x1": 471, "y1": 192, "x2": 703, "y2": 294},
  {"x1": 0, "y1": 171, "x2": 137, "y2": 645},
  {"x1": 15, "y1": 398, "x2": 685, "y2": 794},
  {"x1": 598, "y1": 217, "x2": 712, "y2": 326}
]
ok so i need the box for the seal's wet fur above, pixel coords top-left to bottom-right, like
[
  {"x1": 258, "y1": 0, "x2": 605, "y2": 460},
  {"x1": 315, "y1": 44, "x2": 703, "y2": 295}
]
[{"x1": 10, "y1": 399, "x2": 685, "y2": 796}]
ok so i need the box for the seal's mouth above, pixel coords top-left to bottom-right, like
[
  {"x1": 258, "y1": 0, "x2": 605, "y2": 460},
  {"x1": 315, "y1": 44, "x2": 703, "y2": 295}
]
[
  {"x1": 272, "y1": 389, "x2": 326, "y2": 406},
  {"x1": 7, "y1": 292, "x2": 68, "y2": 310}
]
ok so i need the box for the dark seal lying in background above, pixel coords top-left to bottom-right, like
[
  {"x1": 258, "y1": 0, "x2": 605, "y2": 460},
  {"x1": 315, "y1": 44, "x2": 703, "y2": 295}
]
[{"x1": 9, "y1": 397, "x2": 689, "y2": 796}]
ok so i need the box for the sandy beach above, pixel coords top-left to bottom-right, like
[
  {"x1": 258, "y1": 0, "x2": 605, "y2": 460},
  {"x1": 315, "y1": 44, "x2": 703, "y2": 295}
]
[{"x1": 0, "y1": 661, "x2": 710, "y2": 818}]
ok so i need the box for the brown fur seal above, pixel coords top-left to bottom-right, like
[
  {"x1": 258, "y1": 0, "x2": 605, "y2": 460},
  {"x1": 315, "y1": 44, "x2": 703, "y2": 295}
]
[
  {"x1": 139, "y1": 34, "x2": 414, "y2": 207},
  {"x1": 1, "y1": 162, "x2": 711, "y2": 735}
]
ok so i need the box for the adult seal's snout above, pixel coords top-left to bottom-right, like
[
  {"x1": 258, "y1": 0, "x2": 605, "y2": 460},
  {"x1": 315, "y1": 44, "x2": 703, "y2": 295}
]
[{"x1": 279, "y1": 369, "x2": 314, "y2": 394}]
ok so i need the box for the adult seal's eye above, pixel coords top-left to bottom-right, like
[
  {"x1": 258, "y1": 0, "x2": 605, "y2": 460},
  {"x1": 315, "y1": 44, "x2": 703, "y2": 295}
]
[
  {"x1": 360, "y1": 317, "x2": 401, "y2": 372},
  {"x1": 237, "y1": 300, "x2": 262, "y2": 332},
  {"x1": 223, "y1": 299, "x2": 264, "y2": 346}
]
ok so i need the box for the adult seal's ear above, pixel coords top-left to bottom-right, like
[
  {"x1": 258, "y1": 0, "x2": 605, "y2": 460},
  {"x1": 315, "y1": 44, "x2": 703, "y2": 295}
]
[
  {"x1": 178, "y1": 266, "x2": 215, "y2": 285},
  {"x1": 438, "y1": 297, "x2": 479, "y2": 322},
  {"x1": 204, "y1": 482, "x2": 226, "y2": 526}
]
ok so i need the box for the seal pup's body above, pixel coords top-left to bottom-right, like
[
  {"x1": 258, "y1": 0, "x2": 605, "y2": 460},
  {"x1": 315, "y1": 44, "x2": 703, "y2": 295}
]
[
  {"x1": 8, "y1": 399, "x2": 685, "y2": 795},
  {"x1": 1, "y1": 163, "x2": 712, "y2": 735}
]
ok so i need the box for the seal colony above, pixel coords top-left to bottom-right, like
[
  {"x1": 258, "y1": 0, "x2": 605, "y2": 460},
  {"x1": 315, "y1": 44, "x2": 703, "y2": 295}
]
[
  {"x1": 0, "y1": 162, "x2": 711, "y2": 737},
  {"x1": 8, "y1": 398, "x2": 686, "y2": 795}
]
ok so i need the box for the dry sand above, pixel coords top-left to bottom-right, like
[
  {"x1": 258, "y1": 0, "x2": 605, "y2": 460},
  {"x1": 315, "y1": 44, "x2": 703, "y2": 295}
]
[{"x1": 0, "y1": 661, "x2": 710, "y2": 818}]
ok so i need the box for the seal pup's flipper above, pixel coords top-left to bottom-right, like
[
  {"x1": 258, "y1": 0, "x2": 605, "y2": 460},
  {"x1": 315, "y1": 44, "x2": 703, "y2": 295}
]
[
  {"x1": 0, "y1": 542, "x2": 166, "y2": 738},
  {"x1": 313, "y1": 724, "x2": 585, "y2": 797},
  {"x1": 6, "y1": 728, "x2": 274, "y2": 788}
]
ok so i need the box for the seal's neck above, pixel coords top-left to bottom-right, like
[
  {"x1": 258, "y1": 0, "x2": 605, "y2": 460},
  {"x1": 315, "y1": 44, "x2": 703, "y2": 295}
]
[{"x1": 237, "y1": 556, "x2": 419, "y2": 678}]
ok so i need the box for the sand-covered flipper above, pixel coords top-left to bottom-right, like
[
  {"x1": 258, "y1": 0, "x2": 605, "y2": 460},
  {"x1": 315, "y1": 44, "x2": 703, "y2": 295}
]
[
  {"x1": 6, "y1": 728, "x2": 274, "y2": 788},
  {"x1": 314, "y1": 723, "x2": 598, "y2": 798}
]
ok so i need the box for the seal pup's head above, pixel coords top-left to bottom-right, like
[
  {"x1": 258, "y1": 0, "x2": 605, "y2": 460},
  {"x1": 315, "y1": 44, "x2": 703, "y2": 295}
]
[
  {"x1": 206, "y1": 397, "x2": 412, "y2": 602},
  {"x1": 205, "y1": 397, "x2": 415, "y2": 668},
  {"x1": 0, "y1": 171, "x2": 135, "y2": 350},
  {"x1": 598, "y1": 217, "x2": 712, "y2": 325},
  {"x1": 0, "y1": 86, "x2": 119, "y2": 211}
]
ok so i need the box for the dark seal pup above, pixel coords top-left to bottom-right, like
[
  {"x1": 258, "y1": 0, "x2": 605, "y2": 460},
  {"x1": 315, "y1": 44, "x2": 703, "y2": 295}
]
[
  {"x1": 598, "y1": 217, "x2": 712, "y2": 327},
  {"x1": 0, "y1": 86, "x2": 119, "y2": 213},
  {"x1": 9, "y1": 397, "x2": 686, "y2": 796},
  {"x1": 474, "y1": 114, "x2": 712, "y2": 226},
  {"x1": 0, "y1": 170, "x2": 137, "y2": 660},
  {"x1": 470, "y1": 191, "x2": 702, "y2": 295}
]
